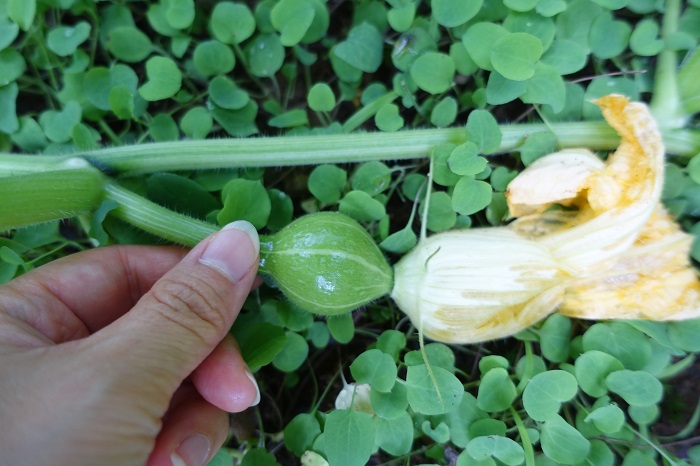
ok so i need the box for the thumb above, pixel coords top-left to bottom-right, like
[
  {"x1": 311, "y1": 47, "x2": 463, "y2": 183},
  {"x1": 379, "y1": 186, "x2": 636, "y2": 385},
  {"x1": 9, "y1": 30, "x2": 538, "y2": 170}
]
[{"x1": 98, "y1": 221, "x2": 260, "y2": 394}]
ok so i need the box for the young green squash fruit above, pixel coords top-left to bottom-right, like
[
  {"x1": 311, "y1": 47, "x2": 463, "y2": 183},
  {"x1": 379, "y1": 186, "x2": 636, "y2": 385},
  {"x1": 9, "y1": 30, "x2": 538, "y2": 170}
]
[{"x1": 259, "y1": 212, "x2": 393, "y2": 315}]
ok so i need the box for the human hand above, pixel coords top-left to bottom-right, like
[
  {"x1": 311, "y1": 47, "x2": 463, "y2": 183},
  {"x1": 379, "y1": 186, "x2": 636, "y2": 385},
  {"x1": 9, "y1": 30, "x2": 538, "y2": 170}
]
[{"x1": 0, "y1": 222, "x2": 261, "y2": 466}]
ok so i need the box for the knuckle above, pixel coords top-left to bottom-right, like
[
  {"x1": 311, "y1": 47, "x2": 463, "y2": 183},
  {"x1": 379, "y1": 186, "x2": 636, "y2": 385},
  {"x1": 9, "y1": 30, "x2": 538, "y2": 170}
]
[{"x1": 149, "y1": 275, "x2": 228, "y2": 344}]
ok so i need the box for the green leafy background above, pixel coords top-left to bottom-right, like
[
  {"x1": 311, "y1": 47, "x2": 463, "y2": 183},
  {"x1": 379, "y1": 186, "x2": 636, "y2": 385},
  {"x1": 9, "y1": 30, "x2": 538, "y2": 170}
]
[{"x1": 2, "y1": 0, "x2": 700, "y2": 465}]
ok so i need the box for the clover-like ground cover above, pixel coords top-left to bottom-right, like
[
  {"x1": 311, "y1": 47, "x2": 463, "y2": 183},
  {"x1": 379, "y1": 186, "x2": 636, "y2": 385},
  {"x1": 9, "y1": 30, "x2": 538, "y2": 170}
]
[{"x1": 1, "y1": 0, "x2": 700, "y2": 465}]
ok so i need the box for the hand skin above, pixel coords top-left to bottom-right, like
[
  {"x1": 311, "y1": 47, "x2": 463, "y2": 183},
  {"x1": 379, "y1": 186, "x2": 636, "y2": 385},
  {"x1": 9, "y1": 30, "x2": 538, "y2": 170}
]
[{"x1": 0, "y1": 221, "x2": 261, "y2": 466}]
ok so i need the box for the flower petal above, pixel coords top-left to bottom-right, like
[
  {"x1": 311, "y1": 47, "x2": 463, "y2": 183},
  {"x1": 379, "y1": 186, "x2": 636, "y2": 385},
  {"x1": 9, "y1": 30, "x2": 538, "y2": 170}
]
[{"x1": 391, "y1": 228, "x2": 568, "y2": 343}]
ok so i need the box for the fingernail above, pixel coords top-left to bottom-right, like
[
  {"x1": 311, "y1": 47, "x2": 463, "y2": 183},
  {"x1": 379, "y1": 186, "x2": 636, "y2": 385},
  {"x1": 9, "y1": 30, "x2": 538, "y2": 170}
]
[
  {"x1": 200, "y1": 221, "x2": 260, "y2": 282},
  {"x1": 171, "y1": 434, "x2": 210, "y2": 466},
  {"x1": 245, "y1": 368, "x2": 261, "y2": 407}
]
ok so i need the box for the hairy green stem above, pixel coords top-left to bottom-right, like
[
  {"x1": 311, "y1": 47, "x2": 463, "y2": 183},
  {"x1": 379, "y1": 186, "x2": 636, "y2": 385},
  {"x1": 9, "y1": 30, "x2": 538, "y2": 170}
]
[
  {"x1": 0, "y1": 163, "x2": 104, "y2": 231},
  {"x1": 104, "y1": 183, "x2": 218, "y2": 246},
  {"x1": 1, "y1": 123, "x2": 698, "y2": 177}
]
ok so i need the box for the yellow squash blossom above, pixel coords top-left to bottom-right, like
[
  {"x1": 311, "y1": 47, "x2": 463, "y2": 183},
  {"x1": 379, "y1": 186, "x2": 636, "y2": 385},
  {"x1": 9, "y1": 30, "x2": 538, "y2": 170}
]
[{"x1": 392, "y1": 94, "x2": 700, "y2": 344}]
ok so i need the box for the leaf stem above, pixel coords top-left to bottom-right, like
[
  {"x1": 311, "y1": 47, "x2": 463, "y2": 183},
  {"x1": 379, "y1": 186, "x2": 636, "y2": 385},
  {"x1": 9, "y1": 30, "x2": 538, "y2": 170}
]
[
  {"x1": 103, "y1": 183, "x2": 218, "y2": 246},
  {"x1": 649, "y1": 0, "x2": 685, "y2": 128},
  {"x1": 509, "y1": 406, "x2": 536, "y2": 466}
]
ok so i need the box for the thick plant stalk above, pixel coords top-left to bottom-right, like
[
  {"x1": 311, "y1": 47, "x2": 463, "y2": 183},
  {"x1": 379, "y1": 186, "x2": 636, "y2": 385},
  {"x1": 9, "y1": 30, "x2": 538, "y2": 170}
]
[{"x1": 0, "y1": 160, "x2": 104, "y2": 231}]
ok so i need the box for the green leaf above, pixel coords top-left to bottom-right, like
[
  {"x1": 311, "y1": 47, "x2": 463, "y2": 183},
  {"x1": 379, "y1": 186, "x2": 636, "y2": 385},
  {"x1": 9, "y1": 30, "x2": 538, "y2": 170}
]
[
  {"x1": 350, "y1": 349, "x2": 397, "y2": 392},
  {"x1": 488, "y1": 167, "x2": 517, "y2": 192},
  {"x1": 339, "y1": 190, "x2": 386, "y2": 221},
  {"x1": 466, "y1": 109, "x2": 502, "y2": 154},
  {"x1": 518, "y1": 131, "x2": 558, "y2": 166},
  {"x1": 405, "y1": 364, "x2": 464, "y2": 415},
  {"x1": 166, "y1": 0, "x2": 195, "y2": 30},
  {"x1": 109, "y1": 85, "x2": 135, "y2": 119},
  {"x1": 582, "y1": 322, "x2": 651, "y2": 370},
  {"x1": 430, "y1": 96, "x2": 458, "y2": 127},
  {"x1": 585, "y1": 404, "x2": 625, "y2": 433},
  {"x1": 7, "y1": 0, "x2": 35, "y2": 31},
  {"x1": 410, "y1": 52, "x2": 455, "y2": 95},
  {"x1": 0, "y1": 48, "x2": 25, "y2": 85},
  {"x1": 193, "y1": 40, "x2": 235, "y2": 77},
  {"x1": 240, "y1": 448, "x2": 280, "y2": 466},
  {"x1": 426, "y1": 191, "x2": 457, "y2": 232},
  {"x1": 246, "y1": 33, "x2": 285, "y2": 77},
  {"x1": 522, "y1": 370, "x2": 578, "y2": 421},
  {"x1": 308, "y1": 83, "x2": 336, "y2": 112},
  {"x1": 11, "y1": 117, "x2": 47, "y2": 151},
  {"x1": 0, "y1": 82, "x2": 19, "y2": 134},
  {"x1": 452, "y1": 176, "x2": 492, "y2": 215},
  {"x1": 462, "y1": 22, "x2": 509, "y2": 71},
  {"x1": 466, "y1": 436, "x2": 525, "y2": 466},
  {"x1": 432, "y1": 0, "x2": 482, "y2": 28},
  {"x1": 269, "y1": 109, "x2": 308, "y2": 128},
  {"x1": 539, "y1": 314, "x2": 571, "y2": 363},
  {"x1": 477, "y1": 367, "x2": 517, "y2": 412},
  {"x1": 374, "y1": 411, "x2": 414, "y2": 456},
  {"x1": 629, "y1": 18, "x2": 664, "y2": 56},
  {"x1": 285, "y1": 413, "x2": 321, "y2": 456},
  {"x1": 490, "y1": 33, "x2": 543, "y2": 81},
  {"x1": 575, "y1": 350, "x2": 624, "y2": 398},
  {"x1": 209, "y1": 76, "x2": 249, "y2": 110},
  {"x1": 324, "y1": 410, "x2": 375, "y2": 466},
  {"x1": 351, "y1": 161, "x2": 392, "y2": 196},
  {"x1": 327, "y1": 313, "x2": 354, "y2": 344},
  {"x1": 591, "y1": 0, "x2": 629, "y2": 8},
  {"x1": 371, "y1": 381, "x2": 409, "y2": 419},
  {"x1": 308, "y1": 164, "x2": 347, "y2": 204},
  {"x1": 422, "y1": 420, "x2": 450, "y2": 443},
  {"x1": 212, "y1": 100, "x2": 259, "y2": 137},
  {"x1": 267, "y1": 189, "x2": 294, "y2": 232},
  {"x1": 47, "y1": 21, "x2": 91, "y2": 57},
  {"x1": 105, "y1": 27, "x2": 153, "y2": 63},
  {"x1": 138, "y1": 56, "x2": 182, "y2": 101},
  {"x1": 379, "y1": 227, "x2": 417, "y2": 254},
  {"x1": 486, "y1": 71, "x2": 528, "y2": 105},
  {"x1": 541, "y1": 39, "x2": 588, "y2": 75},
  {"x1": 147, "y1": 173, "x2": 219, "y2": 219},
  {"x1": 39, "y1": 101, "x2": 82, "y2": 143},
  {"x1": 72, "y1": 123, "x2": 99, "y2": 150},
  {"x1": 448, "y1": 142, "x2": 488, "y2": 176},
  {"x1": 232, "y1": 321, "x2": 287, "y2": 371},
  {"x1": 404, "y1": 343, "x2": 455, "y2": 370},
  {"x1": 0, "y1": 19, "x2": 19, "y2": 51},
  {"x1": 521, "y1": 62, "x2": 566, "y2": 113},
  {"x1": 479, "y1": 355, "x2": 509, "y2": 374},
  {"x1": 334, "y1": 22, "x2": 383, "y2": 73},
  {"x1": 271, "y1": 0, "x2": 315, "y2": 46},
  {"x1": 149, "y1": 113, "x2": 179, "y2": 142},
  {"x1": 605, "y1": 370, "x2": 663, "y2": 406},
  {"x1": 272, "y1": 331, "x2": 309, "y2": 372},
  {"x1": 388, "y1": 3, "x2": 416, "y2": 33},
  {"x1": 375, "y1": 103, "x2": 404, "y2": 131},
  {"x1": 668, "y1": 319, "x2": 700, "y2": 352},
  {"x1": 218, "y1": 178, "x2": 271, "y2": 229},
  {"x1": 377, "y1": 330, "x2": 406, "y2": 361},
  {"x1": 589, "y1": 12, "x2": 631, "y2": 59},
  {"x1": 180, "y1": 106, "x2": 213, "y2": 139},
  {"x1": 540, "y1": 415, "x2": 590, "y2": 464},
  {"x1": 211, "y1": 2, "x2": 256, "y2": 44},
  {"x1": 628, "y1": 404, "x2": 659, "y2": 426}
]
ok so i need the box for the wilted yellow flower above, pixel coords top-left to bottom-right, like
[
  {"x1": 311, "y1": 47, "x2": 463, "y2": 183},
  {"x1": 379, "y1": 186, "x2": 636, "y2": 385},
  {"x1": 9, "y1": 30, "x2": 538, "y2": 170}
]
[{"x1": 392, "y1": 94, "x2": 700, "y2": 344}]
